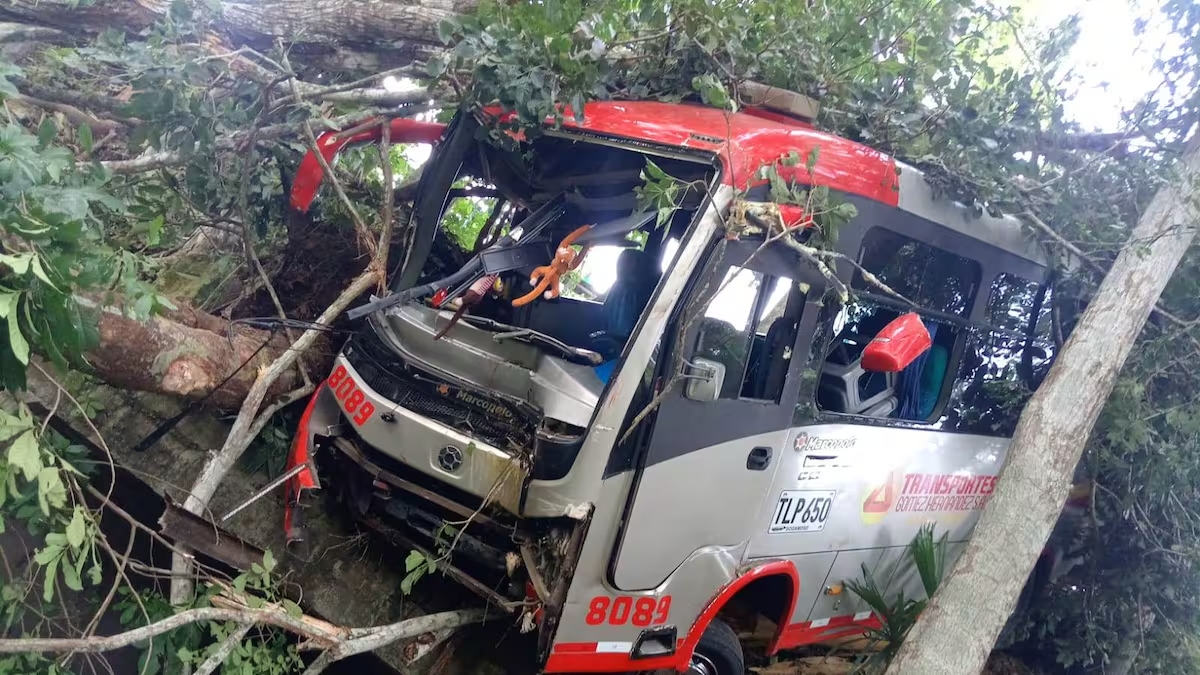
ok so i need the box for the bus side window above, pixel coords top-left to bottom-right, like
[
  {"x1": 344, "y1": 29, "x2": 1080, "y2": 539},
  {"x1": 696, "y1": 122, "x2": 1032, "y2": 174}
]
[
  {"x1": 816, "y1": 228, "x2": 981, "y2": 421},
  {"x1": 693, "y1": 268, "x2": 803, "y2": 403},
  {"x1": 947, "y1": 274, "x2": 1055, "y2": 436}
]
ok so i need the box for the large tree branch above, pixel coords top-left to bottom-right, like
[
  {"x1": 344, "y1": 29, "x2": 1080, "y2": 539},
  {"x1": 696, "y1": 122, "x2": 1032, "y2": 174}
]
[
  {"x1": 0, "y1": 602, "x2": 484, "y2": 663},
  {"x1": 9, "y1": 93, "x2": 125, "y2": 134},
  {"x1": 0, "y1": 0, "x2": 474, "y2": 75},
  {"x1": 78, "y1": 299, "x2": 337, "y2": 411}
]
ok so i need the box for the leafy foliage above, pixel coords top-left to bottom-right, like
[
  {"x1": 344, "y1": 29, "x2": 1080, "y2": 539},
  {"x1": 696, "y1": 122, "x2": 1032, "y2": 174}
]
[
  {"x1": 114, "y1": 551, "x2": 303, "y2": 675},
  {"x1": 846, "y1": 524, "x2": 949, "y2": 671}
]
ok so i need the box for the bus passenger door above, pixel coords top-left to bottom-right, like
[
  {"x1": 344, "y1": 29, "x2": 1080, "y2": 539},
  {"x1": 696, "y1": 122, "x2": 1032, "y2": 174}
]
[{"x1": 610, "y1": 238, "x2": 820, "y2": 590}]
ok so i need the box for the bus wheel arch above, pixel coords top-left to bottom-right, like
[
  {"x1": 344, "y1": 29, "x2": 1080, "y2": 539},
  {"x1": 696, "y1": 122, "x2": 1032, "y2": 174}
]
[{"x1": 681, "y1": 561, "x2": 800, "y2": 666}]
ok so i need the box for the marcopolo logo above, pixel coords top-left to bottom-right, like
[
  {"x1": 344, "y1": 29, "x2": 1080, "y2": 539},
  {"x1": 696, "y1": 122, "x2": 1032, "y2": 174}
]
[{"x1": 794, "y1": 432, "x2": 857, "y2": 453}]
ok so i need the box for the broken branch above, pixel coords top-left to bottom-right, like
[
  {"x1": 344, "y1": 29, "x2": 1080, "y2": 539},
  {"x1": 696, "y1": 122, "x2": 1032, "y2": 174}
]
[{"x1": 192, "y1": 624, "x2": 252, "y2": 675}]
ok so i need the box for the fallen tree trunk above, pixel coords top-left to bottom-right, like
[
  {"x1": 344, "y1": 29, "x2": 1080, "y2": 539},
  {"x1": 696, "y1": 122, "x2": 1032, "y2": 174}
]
[
  {"x1": 0, "y1": 0, "x2": 475, "y2": 74},
  {"x1": 84, "y1": 302, "x2": 333, "y2": 411}
]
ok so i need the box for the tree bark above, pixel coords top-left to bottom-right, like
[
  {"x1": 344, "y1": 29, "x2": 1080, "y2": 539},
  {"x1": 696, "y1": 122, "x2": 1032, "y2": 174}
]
[
  {"x1": 886, "y1": 135, "x2": 1200, "y2": 674},
  {"x1": 0, "y1": 0, "x2": 474, "y2": 75},
  {"x1": 83, "y1": 302, "x2": 329, "y2": 411}
]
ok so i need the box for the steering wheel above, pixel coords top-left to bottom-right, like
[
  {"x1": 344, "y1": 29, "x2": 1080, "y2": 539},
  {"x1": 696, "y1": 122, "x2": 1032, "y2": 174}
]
[{"x1": 512, "y1": 225, "x2": 592, "y2": 307}]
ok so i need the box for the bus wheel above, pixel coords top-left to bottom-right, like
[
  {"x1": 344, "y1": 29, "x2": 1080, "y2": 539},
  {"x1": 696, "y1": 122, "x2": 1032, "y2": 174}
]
[{"x1": 684, "y1": 619, "x2": 744, "y2": 675}]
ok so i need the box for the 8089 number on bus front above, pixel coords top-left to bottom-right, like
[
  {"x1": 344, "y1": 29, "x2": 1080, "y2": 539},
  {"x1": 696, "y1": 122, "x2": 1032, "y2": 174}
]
[{"x1": 769, "y1": 490, "x2": 836, "y2": 534}]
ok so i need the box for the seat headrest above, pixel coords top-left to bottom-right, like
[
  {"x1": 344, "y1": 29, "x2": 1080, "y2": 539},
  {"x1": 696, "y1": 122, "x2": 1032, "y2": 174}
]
[{"x1": 616, "y1": 248, "x2": 655, "y2": 282}]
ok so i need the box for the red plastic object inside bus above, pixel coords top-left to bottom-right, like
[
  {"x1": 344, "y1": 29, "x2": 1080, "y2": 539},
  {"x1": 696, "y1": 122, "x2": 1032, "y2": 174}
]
[
  {"x1": 289, "y1": 117, "x2": 447, "y2": 213},
  {"x1": 861, "y1": 312, "x2": 931, "y2": 373}
]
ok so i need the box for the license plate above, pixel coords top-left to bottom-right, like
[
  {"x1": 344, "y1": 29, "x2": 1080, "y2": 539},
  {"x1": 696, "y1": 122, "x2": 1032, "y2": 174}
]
[{"x1": 769, "y1": 490, "x2": 836, "y2": 534}]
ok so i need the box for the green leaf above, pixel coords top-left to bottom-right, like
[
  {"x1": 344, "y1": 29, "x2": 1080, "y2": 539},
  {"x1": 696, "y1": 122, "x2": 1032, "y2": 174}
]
[
  {"x1": 37, "y1": 466, "x2": 67, "y2": 516},
  {"x1": 0, "y1": 63, "x2": 20, "y2": 99},
  {"x1": 400, "y1": 568, "x2": 423, "y2": 595},
  {"x1": 146, "y1": 215, "x2": 164, "y2": 247},
  {"x1": 62, "y1": 557, "x2": 83, "y2": 591},
  {"x1": 281, "y1": 599, "x2": 302, "y2": 618},
  {"x1": 437, "y1": 18, "x2": 458, "y2": 44},
  {"x1": 43, "y1": 554, "x2": 59, "y2": 603},
  {"x1": 8, "y1": 311, "x2": 28, "y2": 366},
  {"x1": 0, "y1": 409, "x2": 33, "y2": 443},
  {"x1": 8, "y1": 430, "x2": 41, "y2": 482},
  {"x1": 33, "y1": 543, "x2": 62, "y2": 566},
  {"x1": 66, "y1": 507, "x2": 87, "y2": 549},
  {"x1": 29, "y1": 255, "x2": 60, "y2": 291},
  {"x1": 0, "y1": 253, "x2": 32, "y2": 276},
  {"x1": 644, "y1": 159, "x2": 666, "y2": 181},
  {"x1": 133, "y1": 293, "x2": 154, "y2": 319},
  {"x1": 78, "y1": 124, "x2": 93, "y2": 153},
  {"x1": 806, "y1": 146, "x2": 821, "y2": 172},
  {"x1": 404, "y1": 550, "x2": 425, "y2": 573},
  {"x1": 37, "y1": 118, "x2": 57, "y2": 147},
  {"x1": 261, "y1": 549, "x2": 275, "y2": 574}
]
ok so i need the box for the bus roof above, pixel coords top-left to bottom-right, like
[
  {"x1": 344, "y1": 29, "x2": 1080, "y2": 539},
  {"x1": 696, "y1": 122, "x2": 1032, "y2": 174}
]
[{"x1": 558, "y1": 100, "x2": 1047, "y2": 267}]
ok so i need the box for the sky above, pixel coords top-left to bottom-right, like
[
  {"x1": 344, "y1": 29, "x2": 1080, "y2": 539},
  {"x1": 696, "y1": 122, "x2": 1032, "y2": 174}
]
[{"x1": 1031, "y1": 0, "x2": 1171, "y2": 132}]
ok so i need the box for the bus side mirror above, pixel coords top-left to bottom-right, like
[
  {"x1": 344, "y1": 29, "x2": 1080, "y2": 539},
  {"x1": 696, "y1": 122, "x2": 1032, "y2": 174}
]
[
  {"x1": 684, "y1": 358, "x2": 725, "y2": 402},
  {"x1": 862, "y1": 313, "x2": 931, "y2": 373}
]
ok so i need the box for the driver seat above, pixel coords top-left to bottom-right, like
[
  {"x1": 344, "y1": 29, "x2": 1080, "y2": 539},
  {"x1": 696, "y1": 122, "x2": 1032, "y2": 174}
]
[{"x1": 593, "y1": 249, "x2": 657, "y2": 361}]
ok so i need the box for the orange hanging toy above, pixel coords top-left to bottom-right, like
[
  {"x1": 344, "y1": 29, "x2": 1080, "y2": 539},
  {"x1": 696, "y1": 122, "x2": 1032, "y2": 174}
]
[{"x1": 512, "y1": 225, "x2": 593, "y2": 307}]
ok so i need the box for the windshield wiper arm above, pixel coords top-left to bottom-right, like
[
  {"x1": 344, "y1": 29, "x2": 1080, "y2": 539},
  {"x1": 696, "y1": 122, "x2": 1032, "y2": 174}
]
[{"x1": 492, "y1": 328, "x2": 603, "y2": 365}]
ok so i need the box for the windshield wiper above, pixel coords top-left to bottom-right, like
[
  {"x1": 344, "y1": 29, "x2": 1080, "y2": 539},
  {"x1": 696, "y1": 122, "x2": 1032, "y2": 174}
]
[
  {"x1": 493, "y1": 329, "x2": 603, "y2": 366},
  {"x1": 458, "y1": 315, "x2": 601, "y2": 365}
]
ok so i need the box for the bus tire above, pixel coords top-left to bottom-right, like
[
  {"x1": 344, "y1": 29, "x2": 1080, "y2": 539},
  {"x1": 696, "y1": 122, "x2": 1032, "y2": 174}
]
[{"x1": 687, "y1": 618, "x2": 744, "y2": 675}]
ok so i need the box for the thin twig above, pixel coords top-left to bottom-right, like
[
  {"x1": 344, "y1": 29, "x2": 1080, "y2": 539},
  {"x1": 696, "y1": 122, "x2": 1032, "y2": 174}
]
[
  {"x1": 299, "y1": 610, "x2": 486, "y2": 675},
  {"x1": 81, "y1": 531, "x2": 135, "y2": 639},
  {"x1": 38, "y1": 386, "x2": 62, "y2": 437},
  {"x1": 377, "y1": 120, "x2": 396, "y2": 291},
  {"x1": 1022, "y1": 211, "x2": 1200, "y2": 339},
  {"x1": 282, "y1": 62, "x2": 379, "y2": 255},
  {"x1": 269, "y1": 64, "x2": 427, "y2": 107},
  {"x1": 236, "y1": 81, "x2": 311, "y2": 387},
  {"x1": 247, "y1": 385, "x2": 317, "y2": 439},
  {"x1": 30, "y1": 362, "x2": 117, "y2": 506},
  {"x1": 0, "y1": 603, "x2": 485, "y2": 668},
  {"x1": 192, "y1": 623, "x2": 252, "y2": 675}
]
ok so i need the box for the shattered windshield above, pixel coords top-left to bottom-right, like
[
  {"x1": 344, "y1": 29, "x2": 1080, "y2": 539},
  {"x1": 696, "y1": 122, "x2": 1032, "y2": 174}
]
[{"x1": 397, "y1": 133, "x2": 714, "y2": 372}]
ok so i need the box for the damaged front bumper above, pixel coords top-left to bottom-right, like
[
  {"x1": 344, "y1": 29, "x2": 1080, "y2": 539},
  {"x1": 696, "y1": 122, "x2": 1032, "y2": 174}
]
[
  {"x1": 283, "y1": 383, "x2": 330, "y2": 557},
  {"x1": 283, "y1": 355, "x2": 531, "y2": 553}
]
